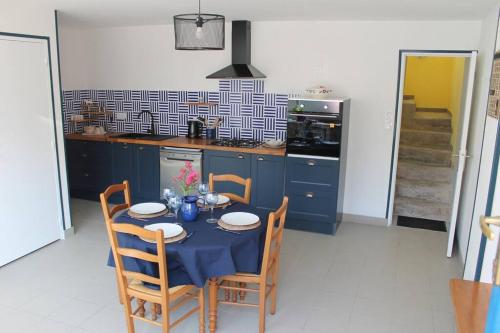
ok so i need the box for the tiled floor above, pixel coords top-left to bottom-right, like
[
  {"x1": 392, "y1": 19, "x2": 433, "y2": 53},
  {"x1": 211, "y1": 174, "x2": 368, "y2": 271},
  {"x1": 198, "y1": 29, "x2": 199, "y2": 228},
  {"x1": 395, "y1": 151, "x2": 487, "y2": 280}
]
[{"x1": 0, "y1": 199, "x2": 461, "y2": 332}]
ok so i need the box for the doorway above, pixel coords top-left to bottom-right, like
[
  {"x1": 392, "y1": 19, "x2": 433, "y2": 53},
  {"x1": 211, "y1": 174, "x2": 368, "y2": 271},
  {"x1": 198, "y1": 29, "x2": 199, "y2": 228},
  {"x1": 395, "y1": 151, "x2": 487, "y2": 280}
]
[{"x1": 387, "y1": 51, "x2": 477, "y2": 257}]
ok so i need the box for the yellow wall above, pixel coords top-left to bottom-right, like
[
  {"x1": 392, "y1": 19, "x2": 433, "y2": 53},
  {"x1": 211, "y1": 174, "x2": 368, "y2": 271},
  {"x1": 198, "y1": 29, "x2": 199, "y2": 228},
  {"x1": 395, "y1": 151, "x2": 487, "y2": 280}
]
[
  {"x1": 404, "y1": 57, "x2": 453, "y2": 109},
  {"x1": 403, "y1": 56, "x2": 465, "y2": 150}
]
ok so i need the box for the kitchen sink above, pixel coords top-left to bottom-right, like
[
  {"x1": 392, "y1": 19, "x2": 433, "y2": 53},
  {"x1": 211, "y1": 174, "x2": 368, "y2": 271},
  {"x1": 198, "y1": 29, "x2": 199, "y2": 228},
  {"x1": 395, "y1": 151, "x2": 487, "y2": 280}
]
[{"x1": 112, "y1": 133, "x2": 177, "y2": 141}]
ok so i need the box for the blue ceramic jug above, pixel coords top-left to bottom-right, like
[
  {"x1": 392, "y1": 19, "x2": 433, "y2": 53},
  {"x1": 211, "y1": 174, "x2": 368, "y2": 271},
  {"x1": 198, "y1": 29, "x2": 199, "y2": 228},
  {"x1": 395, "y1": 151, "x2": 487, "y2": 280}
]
[{"x1": 180, "y1": 195, "x2": 199, "y2": 222}]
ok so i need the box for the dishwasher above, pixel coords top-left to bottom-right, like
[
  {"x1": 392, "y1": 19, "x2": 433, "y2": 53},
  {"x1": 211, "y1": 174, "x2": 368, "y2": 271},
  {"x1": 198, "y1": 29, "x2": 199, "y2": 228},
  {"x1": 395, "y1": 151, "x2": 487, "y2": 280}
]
[{"x1": 160, "y1": 147, "x2": 203, "y2": 197}]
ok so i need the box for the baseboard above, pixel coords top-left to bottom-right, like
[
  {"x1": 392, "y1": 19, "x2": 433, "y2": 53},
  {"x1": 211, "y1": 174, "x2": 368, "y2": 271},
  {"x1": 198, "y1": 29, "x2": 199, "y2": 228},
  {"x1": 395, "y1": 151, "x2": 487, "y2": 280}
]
[
  {"x1": 64, "y1": 226, "x2": 75, "y2": 238},
  {"x1": 342, "y1": 213, "x2": 388, "y2": 227}
]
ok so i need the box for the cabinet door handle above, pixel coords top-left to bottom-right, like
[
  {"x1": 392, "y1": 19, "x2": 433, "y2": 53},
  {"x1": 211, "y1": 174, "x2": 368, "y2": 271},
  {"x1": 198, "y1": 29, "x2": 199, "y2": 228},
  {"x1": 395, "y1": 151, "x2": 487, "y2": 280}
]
[
  {"x1": 138, "y1": 146, "x2": 144, "y2": 150},
  {"x1": 237, "y1": 154, "x2": 244, "y2": 159},
  {"x1": 307, "y1": 160, "x2": 316, "y2": 166},
  {"x1": 83, "y1": 173, "x2": 89, "y2": 177},
  {"x1": 81, "y1": 153, "x2": 87, "y2": 158},
  {"x1": 122, "y1": 144, "x2": 128, "y2": 149},
  {"x1": 305, "y1": 192, "x2": 314, "y2": 198},
  {"x1": 257, "y1": 156, "x2": 264, "y2": 161}
]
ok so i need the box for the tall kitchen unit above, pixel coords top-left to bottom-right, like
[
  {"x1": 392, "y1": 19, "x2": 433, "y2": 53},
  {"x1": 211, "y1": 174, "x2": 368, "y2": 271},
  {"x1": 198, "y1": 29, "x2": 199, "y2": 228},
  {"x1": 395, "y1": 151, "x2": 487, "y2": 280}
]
[{"x1": 285, "y1": 97, "x2": 350, "y2": 234}]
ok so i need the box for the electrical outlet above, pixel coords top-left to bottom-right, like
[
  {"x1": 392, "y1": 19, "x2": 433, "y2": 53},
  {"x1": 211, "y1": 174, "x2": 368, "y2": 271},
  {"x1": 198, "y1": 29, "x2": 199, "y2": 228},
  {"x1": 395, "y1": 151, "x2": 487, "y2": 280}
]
[{"x1": 115, "y1": 112, "x2": 127, "y2": 121}]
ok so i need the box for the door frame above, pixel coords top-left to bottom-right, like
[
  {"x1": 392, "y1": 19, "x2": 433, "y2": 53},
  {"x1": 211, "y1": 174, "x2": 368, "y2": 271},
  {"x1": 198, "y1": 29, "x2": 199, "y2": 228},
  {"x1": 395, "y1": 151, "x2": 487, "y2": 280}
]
[
  {"x1": 0, "y1": 32, "x2": 66, "y2": 239},
  {"x1": 386, "y1": 50, "x2": 477, "y2": 236},
  {"x1": 475, "y1": 115, "x2": 500, "y2": 280}
]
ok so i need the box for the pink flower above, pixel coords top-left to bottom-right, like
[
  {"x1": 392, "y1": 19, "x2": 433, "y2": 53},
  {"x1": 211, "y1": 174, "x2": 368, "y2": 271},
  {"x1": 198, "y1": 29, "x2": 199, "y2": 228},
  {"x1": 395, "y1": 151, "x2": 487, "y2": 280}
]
[
  {"x1": 185, "y1": 161, "x2": 192, "y2": 169},
  {"x1": 185, "y1": 174, "x2": 194, "y2": 185}
]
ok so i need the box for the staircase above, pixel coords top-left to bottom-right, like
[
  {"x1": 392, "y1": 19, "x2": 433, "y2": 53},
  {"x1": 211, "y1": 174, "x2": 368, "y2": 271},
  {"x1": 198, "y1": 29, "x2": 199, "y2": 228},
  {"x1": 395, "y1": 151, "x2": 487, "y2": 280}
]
[{"x1": 394, "y1": 96, "x2": 453, "y2": 222}]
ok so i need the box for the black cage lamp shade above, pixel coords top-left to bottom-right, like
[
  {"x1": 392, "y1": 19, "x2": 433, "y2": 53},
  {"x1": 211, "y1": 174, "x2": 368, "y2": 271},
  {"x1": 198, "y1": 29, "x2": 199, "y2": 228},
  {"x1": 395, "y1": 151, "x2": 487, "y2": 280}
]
[{"x1": 174, "y1": 1, "x2": 225, "y2": 51}]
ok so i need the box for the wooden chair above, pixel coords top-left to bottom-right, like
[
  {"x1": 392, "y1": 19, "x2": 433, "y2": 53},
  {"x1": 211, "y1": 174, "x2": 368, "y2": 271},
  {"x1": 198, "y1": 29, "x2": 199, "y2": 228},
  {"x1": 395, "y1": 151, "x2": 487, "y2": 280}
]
[
  {"x1": 208, "y1": 173, "x2": 252, "y2": 204},
  {"x1": 109, "y1": 222, "x2": 205, "y2": 333},
  {"x1": 100, "y1": 180, "x2": 133, "y2": 305},
  {"x1": 214, "y1": 196, "x2": 289, "y2": 333}
]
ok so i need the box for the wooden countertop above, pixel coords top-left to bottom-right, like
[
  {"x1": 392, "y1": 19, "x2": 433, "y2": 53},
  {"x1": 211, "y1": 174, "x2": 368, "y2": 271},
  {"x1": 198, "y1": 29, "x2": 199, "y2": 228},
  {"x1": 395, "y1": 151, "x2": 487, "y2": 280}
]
[
  {"x1": 450, "y1": 279, "x2": 491, "y2": 333},
  {"x1": 65, "y1": 133, "x2": 286, "y2": 156},
  {"x1": 65, "y1": 132, "x2": 117, "y2": 142}
]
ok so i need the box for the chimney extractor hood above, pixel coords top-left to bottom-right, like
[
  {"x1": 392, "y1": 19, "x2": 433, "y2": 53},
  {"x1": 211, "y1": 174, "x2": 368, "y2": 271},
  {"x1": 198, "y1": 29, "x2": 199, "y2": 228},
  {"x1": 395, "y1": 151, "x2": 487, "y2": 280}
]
[{"x1": 206, "y1": 20, "x2": 266, "y2": 79}]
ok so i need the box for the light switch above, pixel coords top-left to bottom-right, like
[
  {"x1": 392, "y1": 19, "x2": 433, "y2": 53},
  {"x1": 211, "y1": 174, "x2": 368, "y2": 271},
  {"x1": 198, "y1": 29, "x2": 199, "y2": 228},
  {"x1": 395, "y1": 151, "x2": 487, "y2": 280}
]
[{"x1": 116, "y1": 112, "x2": 127, "y2": 121}]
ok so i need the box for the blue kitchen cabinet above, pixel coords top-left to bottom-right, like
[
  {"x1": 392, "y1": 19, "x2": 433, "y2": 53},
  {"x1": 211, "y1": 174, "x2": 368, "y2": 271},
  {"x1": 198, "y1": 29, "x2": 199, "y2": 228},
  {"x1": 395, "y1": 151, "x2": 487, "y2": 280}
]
[
  {"x1": 251, "y1": 154, "x2": 285, "y2": 215},
  {"x1": 134, "y1": 144, "x2": 160, "y2": 202},
  {"x1": 111, "y1": 142, "x2": 135, "y2": 203},
  {"x1": 203, "y1": 150, "x2": 286, "y2": 216},
  {"x1": 285, "y1": 156, "x2": 340, "y2": 234},
  {"x1": 203, "y1": 150, "x2": 252, "y2": 198},
  {"x1": 66, "y1": 139, "x2": 111, "y2": 201},
  {"x1": 111, "y1": 142, "x2": 159, "y2": 203}
]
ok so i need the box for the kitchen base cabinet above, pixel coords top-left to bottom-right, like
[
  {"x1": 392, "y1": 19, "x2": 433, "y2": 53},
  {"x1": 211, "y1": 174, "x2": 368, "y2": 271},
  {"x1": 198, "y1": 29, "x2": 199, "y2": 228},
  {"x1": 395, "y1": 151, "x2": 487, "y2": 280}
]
[
  {"x1": 203, "y1": 150, "x2": 251, "y2": 198},
  {"x1": 110, "y1": 142, "x2": 135, "y2": 204},
  {"x1": 66, "y1": 140, "x2": 111, "y2": 201},
  {"x1": 251, "y1": 154, "x2": 285, "y2": 216},
  {"x1": 203, "y1": 150, "x2": 285, "y2": 216},
  {"x1": 134, "y1": 145, "x2": 160, "y2": 202},
  {"x1": 111, "y1": 142, "x2": 160, "y2": 204},
  {"x1": 285, "y1": 156, "x2": 340, "y2": 234}
]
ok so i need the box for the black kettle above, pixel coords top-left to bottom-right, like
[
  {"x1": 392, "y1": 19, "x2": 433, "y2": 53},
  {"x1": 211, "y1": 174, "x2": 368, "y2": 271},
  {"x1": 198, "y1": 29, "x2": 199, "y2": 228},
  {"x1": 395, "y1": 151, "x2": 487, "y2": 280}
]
[{"x1": 187, "y1": 120, "x2": 202, "y2": 138}]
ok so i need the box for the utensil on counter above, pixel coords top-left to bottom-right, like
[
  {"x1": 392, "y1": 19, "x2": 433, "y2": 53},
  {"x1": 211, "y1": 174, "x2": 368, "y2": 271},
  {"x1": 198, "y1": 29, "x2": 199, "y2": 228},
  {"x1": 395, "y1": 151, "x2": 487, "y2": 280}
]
[
  {"x1": 187, "y1": 120, "x2": 203, "y2": 138},
  {"x1": 213, "y1": 117, "x2": 223, "y2": 128},
  {"x1": 197, "y1": 116, "x2": 208, "y2": 127}
]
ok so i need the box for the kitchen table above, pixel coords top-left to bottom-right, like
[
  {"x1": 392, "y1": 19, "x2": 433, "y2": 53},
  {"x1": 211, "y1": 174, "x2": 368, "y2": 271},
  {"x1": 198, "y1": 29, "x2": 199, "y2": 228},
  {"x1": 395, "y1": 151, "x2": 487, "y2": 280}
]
[{"x1": 107, "y1": 203, "x2": 268, "y2": 332}]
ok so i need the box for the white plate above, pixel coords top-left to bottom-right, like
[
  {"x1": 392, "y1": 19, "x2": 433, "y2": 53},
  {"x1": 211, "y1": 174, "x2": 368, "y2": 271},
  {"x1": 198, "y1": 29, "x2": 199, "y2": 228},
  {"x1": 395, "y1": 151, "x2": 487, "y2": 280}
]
[
  {"x1": 217, "y1": 195, "x2": 230, "y2": 205},
  {"x1": 221, "y1": 212, "x2": 259, "y2": 226},
  {"x1": 198, "y1": 195, "x2": 230, "y2": 206},
  {"x1": 130, "y1": 202, "x2": 167, "y2": 215},
  {"x1": 264, "y1": 139, "x2": 284, "y2": 147},
  {"x1": 144, "y1": 223, "x2": 183, "y2": 238}
]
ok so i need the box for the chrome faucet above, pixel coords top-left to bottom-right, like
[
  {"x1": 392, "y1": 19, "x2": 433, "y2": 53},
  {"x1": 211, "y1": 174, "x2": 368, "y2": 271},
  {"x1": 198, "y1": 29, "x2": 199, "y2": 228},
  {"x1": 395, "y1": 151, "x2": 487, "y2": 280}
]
[{"x1": 136, "y1": 110, "x2": 156, "y2": 135}]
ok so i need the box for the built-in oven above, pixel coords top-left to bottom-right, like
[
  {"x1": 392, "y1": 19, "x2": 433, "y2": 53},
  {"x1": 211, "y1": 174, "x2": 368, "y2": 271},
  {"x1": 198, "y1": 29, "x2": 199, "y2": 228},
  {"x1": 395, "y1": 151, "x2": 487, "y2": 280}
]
[{"x1": 286, "y1": 99, "x2": 347, "y2": 158}]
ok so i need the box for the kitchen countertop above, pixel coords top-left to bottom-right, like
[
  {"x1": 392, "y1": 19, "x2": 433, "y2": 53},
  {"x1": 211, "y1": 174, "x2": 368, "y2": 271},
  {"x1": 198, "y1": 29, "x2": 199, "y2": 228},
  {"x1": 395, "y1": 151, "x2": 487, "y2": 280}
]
[{"x1": 65, "y1": 133, "x2": 286, "y2": 156}]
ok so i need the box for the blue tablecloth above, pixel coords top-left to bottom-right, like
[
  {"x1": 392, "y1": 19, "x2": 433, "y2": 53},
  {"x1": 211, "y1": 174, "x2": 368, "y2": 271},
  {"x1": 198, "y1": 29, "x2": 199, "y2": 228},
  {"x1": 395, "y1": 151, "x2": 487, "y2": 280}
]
[{"x1": 107, "y1": 203, "x2": 267, "y2": 288}]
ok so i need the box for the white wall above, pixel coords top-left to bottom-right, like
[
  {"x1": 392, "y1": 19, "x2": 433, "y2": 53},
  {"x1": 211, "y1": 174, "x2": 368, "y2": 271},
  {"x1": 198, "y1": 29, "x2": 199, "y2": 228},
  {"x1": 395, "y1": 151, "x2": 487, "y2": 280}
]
[
  {"x1": 457, "y1": 9, "x2": 498, "y2": 270},
  {"x1": 0, "y1": 6, "x2": 72, "y2": 231},
  {"x1": 60, "y1": 20, "x2": 482, "y2": 219}
]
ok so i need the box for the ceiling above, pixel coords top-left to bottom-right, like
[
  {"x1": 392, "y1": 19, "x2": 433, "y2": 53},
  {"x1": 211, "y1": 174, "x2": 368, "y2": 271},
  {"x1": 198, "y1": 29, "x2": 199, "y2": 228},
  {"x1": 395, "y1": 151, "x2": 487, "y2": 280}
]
[{"x1": 22, "y1": 0, "x2": 500, "y2": 27}]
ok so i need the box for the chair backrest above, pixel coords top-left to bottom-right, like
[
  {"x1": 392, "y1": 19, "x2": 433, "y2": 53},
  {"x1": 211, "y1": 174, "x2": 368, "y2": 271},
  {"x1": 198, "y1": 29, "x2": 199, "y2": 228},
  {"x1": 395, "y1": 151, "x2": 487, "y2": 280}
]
[
  {"x1": 208, "y1": 173, "x2": 252, "y2": 204},
  {"x1": 260, "y1": 197, "x2": 289, "y2": 277},
  {"x1": 100, "y1": 180, "x2": 132, "y2": 220},
  {"x1": 108, "y1": 222, "x2": 170, "y2": 305}
]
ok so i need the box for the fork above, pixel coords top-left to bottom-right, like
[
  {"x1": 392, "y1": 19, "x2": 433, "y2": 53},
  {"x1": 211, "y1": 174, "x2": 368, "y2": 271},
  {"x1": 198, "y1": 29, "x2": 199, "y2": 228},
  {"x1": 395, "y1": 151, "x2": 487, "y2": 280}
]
[
  {"x1": 127, "y1": 213, "x2": 149, "y2": 222},
  {"x1": 215, "y1": 226, "x2": 242, "y2": 235},
  {"x1": 178, "y1": 231, "x2": 195, "y2": 244}
]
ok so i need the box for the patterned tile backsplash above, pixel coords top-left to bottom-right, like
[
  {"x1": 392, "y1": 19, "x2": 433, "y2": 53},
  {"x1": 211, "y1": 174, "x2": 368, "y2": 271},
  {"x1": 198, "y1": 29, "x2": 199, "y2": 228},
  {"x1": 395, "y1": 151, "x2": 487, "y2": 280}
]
[{"x1": 63, "y1": 80, "x2": 288, "y2": 141}]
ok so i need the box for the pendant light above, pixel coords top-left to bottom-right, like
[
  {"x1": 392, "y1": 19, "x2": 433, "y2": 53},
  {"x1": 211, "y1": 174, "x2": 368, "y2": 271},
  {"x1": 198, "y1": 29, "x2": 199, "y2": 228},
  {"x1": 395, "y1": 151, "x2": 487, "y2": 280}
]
[{"x1": 174, "y1": 0, "x2": 225, "y2": 50}]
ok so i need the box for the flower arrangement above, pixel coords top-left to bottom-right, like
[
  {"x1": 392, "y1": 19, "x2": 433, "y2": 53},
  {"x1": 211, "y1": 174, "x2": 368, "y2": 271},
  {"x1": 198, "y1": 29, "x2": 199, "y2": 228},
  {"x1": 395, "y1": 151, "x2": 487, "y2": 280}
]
[{"x1": 173, "y1": 161, "x2": 200, "y2": 196}]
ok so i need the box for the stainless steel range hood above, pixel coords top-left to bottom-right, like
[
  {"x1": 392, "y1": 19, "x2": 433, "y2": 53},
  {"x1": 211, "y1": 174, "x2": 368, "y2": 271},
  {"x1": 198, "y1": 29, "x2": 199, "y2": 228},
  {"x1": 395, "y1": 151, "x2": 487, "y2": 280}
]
[{"x1": 206, "y1": 20, "x2": 266, "y2": 79}]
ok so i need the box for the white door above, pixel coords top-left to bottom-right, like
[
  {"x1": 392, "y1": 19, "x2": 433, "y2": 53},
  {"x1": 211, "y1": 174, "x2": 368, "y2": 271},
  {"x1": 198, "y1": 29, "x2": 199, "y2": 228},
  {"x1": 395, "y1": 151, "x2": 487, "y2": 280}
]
[
  {"x1": 447, "y1": 52, "x2": 478, "y2": 257},
  {"x1": 0, "y1": 36, "x2": 62, "y2": 266},
  {"x1": 388, "y1": 51, "x2": 477, "y2": 258}
]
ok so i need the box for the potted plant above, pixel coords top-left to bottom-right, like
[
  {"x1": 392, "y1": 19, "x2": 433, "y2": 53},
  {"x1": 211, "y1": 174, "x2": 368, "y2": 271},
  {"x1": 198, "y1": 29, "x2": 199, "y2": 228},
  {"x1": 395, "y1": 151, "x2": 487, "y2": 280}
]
[{"x1": 173, "y1": 161, "x2": 200, "y2": 221}]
